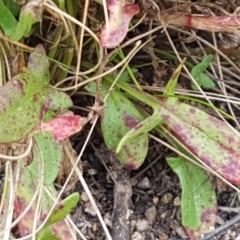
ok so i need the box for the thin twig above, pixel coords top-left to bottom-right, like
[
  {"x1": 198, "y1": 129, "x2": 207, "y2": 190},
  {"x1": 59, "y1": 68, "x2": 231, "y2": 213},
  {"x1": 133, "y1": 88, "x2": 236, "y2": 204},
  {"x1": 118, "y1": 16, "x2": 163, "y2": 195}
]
[{"x1": 200, "y1": 214, "x2": 240, "y2": 240}]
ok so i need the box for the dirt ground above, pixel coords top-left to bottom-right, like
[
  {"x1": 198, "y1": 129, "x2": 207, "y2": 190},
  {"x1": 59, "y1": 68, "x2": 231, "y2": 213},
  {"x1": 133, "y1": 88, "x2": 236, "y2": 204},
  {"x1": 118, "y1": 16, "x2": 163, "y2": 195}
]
[{"x1": 69, "y1": 133, "x2": 240, "y2": 239}]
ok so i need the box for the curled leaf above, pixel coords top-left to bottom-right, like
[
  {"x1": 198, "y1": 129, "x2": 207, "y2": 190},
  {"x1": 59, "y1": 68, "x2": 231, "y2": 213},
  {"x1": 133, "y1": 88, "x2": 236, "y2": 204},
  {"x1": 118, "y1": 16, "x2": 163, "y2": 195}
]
[{"x1": 100, "y1": 0, "x2": 140, "y2": 48}]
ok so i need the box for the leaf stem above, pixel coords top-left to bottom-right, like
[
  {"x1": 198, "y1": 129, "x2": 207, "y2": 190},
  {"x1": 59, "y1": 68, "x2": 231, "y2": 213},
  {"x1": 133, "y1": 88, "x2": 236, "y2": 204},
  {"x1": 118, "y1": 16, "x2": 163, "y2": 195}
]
[{"x1": 105, "y1": 75, "x2": 159, "y2": 109}]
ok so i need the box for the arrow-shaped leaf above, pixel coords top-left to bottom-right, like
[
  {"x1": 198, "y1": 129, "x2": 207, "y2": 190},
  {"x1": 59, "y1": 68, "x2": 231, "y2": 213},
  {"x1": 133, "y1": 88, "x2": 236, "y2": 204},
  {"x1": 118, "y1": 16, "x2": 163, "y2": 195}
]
[{"x1": 191, "y1": 55, "x2": 215, "y2": 90}]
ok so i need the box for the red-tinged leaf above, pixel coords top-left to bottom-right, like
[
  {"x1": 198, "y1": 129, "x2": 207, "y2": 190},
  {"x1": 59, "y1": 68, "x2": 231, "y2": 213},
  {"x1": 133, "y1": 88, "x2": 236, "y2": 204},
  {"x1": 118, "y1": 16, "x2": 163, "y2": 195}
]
[
  {"x1": 158, "y1": 98, "x2": 240, "y2": 186},
  {"x1": 38, "y1": 221, "x2": 75, "y2": 240},
  {"x1": 167, "y1": 157, "x2": 217, "y2": 240},
  {"x1": 100, "y1": 0, "x2": 140, "y2": 48},
  {"x1": 34, "y1": 115, "x2": 84, "y2": 140}
]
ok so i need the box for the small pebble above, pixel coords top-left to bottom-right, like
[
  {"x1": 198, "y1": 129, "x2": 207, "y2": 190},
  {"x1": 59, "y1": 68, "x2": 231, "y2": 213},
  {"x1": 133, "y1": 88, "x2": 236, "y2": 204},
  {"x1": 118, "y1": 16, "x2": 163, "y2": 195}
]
[
  {"x1": 131, "y1": 220, "x2": 137, "y2": 233},
  {"x1": 222, "y1": 234, "x2": 230, "y2": 240},
  {"x1": 81, "y1": 191, "x2": 89, "y2": 202},
  {"x1": 84, "y1": 202, "x2": 97, "y2": 217},
  {"x1": 173, "y1": 196, "x2": 181, "y2": 206},
  {"x1": 92, "y1": 222, "x2": 98, "y2": 232},
  {"x1": 159, "y1": 232, "x2": 169, "y2": 240},
  {"x1": 216, "y1": 215, "x2": 224, "y2": 225},
  {"x1": 161, "y1": 193, "x2": 173, "y2": 204},
  {"x1": 160, "y1": 213, "x2": 167, "y2": 219},
  {"x1": 88, "y1": 168, "x2": 97, "y2": 175},
  {"x1": 235, "y1": 233, "x2": 240, "y2": 240},
  {"x1": 231, "y1": 231, "x2": 236, "y2": 238},
  {"x1": 132, "y1": 231, "x2": 143, "y2": 240},
  {"x1": 144, "y1": 206, "x2": 157, "y2": 225},
  {"x1": 104, "y1": 212, "x2": 112, "y2": 228},
  {"x1": 153, "y1": 196, "x2": 159, "y2": 206},
  {"x1": 147, "y1": 189, "x2": 154, "y2": 195},
  {"x1": 135, "y1": 201, "x2": 147, "y2": 214},
  {"x1": 130, "y1": 178, "x2": 138, "y2": 186},
  {"x1": 137, "y1": 177, "x2": 151, "y2": 189},
  {"x1": 136, "y1": 219, "x2": 150, "y2": 232}
]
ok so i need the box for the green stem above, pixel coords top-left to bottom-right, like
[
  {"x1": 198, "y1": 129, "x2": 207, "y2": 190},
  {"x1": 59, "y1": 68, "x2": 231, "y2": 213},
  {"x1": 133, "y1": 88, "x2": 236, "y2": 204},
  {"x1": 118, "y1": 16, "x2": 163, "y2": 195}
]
[
  {"x1": 154, "y1": 48, "x2": 194, "y2": 68},
  {"x1": 118, "y1": 49, "x2": 141, "y2": 89},
  {"x1": 105, "y1": 76, "x2": 159, "y2": 109}
]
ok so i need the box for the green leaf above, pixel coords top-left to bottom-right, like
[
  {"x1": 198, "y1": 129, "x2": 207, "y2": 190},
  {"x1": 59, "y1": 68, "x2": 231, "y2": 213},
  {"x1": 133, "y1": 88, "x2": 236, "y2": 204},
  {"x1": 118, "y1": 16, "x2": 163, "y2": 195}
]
[
  {"x1": 29, "y1": 132, "x2": 62, "y2": 186},
  {"x1": 26, "y1": 44, "x2": 50, "y2": 82},
  {"x1": 191, "y1": 55, "x2": 215, "y2": 90},
  {"x1": 3, "y1": 0, "x2": 20, "y2": 17},
  {"x1": 0, "y1": 72, "x2": 48, "y2": 142},
  {"x1": 113, "y1": 69, "x2": 138, "y2": 83},
  {"x1": 101, "y1": 81, "x2": 148, "y2": 169},
  {"x1": 46, "y1": 193, "x2": 80, "y2": 225},
  {"x1": 0, "y1": 2, "x2": 18, "y2": 37},
  {"x1": 167, "y1": 157, "x2": 217, "y2": 240},
  {"x1": 117, "y1": 109, "x2": 161, "y2": 153},
  {"x1": 37, "y1": 228, "x2": 61, "y2": 240},
  {"x1": 11, "y1": 1, "x2": 43, "y2": 40}
]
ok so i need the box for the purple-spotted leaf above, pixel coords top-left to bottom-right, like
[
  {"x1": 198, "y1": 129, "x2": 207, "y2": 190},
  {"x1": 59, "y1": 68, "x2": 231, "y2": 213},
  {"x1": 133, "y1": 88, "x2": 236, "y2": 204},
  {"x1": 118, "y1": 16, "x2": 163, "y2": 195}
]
[
  {"x1": 101, "y1": 88, "x2": 148, "y2": 169},
  {"x1": 109, "y1": 78, "x2": 240, "y2": 186},
  {"x1": 167, "y1": 157, "x2": 217, "y2": 240},
  {"x1": 158, "y1": 97, "x2": 240, "y2": 186},
  {"x1": 100, "y1": 0, "x2": 140, "y2": 48},
  {"x1": 0, "y1": 44, "x2": 72, "y2": 143}
]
